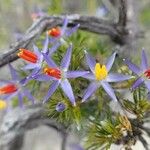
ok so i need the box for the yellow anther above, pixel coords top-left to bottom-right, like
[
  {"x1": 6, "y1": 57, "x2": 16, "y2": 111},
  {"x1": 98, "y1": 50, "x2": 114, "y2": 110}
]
[
  {"x1": 0, "y1": 100, "x2": 7, "y2": 110},
  {"x1": 94, "y1": 63, "x2": 108, "y2": 80}
]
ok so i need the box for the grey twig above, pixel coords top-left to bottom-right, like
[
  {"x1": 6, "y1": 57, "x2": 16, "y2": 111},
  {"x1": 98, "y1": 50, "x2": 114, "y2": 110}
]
[
  {"x1": 0, "y1": 104, "x2": 66, "y2": 150},
  {"x1": 0, "y1": 14, "x2": 126, "y2": 68},
  {"x1": 118, "y1": 0, "x2": 127, "y2": 26}
]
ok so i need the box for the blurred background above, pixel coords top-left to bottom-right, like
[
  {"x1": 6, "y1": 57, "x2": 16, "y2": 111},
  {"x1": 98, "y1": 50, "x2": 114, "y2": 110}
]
[
  {"x1": 0, "y1": 0, "x2": 150, "y2": 150},
  {"x1": 0, "y1": 0, "x2": 149, "y2": 51}
]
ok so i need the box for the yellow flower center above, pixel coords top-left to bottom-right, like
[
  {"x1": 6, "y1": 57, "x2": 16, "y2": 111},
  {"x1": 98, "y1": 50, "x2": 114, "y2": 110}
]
[
  {"x1": 0, "y1": 100, "x2": 7, "y2": 110},
  {"x1": 94, "y1": 63, "x2": 108, "y2": 80}
]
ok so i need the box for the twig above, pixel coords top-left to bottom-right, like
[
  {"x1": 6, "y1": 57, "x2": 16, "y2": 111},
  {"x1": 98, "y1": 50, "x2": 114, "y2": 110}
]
[
  {"x1": 0, "y1": 104, "x2": 66, "y2": 150},
  {"x1": 118, "y1": 0, "x2": 127, "y2": 26},
  {"x1": 61, "y1": 132, "x2": 68, "y2": 150},
  {"x1": 0, "y1": 14, "x2": 125, "y2": 68}
]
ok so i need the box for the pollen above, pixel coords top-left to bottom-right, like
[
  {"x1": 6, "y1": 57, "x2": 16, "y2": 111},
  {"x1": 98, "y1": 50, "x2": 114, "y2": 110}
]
[
  {"x1": 44, "y1": 67, "x2": 61, "y2": 79},
  {"x1": 47, "y1": 27, "x2": 61, "y2": 37},
  {"x1": 0, "y1": 100, "x2": 7, "y2": 110},
  {"x1": 144, "y1": 69, "x2": 150, "y2": 79},
  {"x1": 0, "y1": 84, "x2": 18, "y2": 95},
  {"x1": 18, "y1": 49, "x2": 38, "y2": 63},
  {"x1": 94, "y1": 63, "x2": 108, "y2": 80}
]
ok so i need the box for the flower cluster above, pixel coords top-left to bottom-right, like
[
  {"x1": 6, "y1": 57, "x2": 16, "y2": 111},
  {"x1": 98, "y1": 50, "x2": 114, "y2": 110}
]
[{"x1": 0, "y1": 17, "x2": 149, "y2": 112}]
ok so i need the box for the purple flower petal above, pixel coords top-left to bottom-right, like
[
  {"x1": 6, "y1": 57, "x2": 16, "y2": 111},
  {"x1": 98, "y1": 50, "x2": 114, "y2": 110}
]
[
  {"x1": 0, "y1": 79, "x2": 12, "y2": 84},
  {"x1": 106, "y1": 52, "x2": 116, "y2": 72},
  {"x1": 106, "y1": 73, "x2": 131, "y2": 82},
  {"x1": 101, "y1": 81, "x2": 117, "y2": 101},
  {"x1": 82, "y1": 73, "x2": 95, "y2": 80},
  {"x1": 85, "y1": 51, "x2": 96, "y2": 72},
  {"x1": 49, "y1": 37, "x2": 57, "y2": 44},
  {"x1": 49, "y1": 41, "x2": 61, "y2": 55},
  {"x1": 56, "y1": 102, "x2": 66, "y2": 112},
  {"x1": 61, "y1": 44, "x2": 72, "y2": 70},
  {"x1": 8, "y1": 64, "x2": 19, "y2": 80},
  {"x1": 42, "y1": 34, "x2": 49, "y2": 53},
  {"x1": 144, "y1": 80, "x2": 150, "y2": 91},
  {"x1": 65, "y1": 24, "x2": 80, "y2": 37},
  {"x1": 21, "y1": 68, "x2": 41, "y2": 85},
  {"x1": 124, "y1": 59, "x2": 141, "y2": 75},
  {"x1": 30, "y1": 68, "x2": 41, "y2": 77},
  {"x1": 43, "y1": 81, "x2": 59, "y2": 103},
  {"x1": 61, "y1": 17, "x2": 68, "y2": 35},
  {"x1": 60, "y1": 79, "x2": 76, "y2": 106},
  {"x1": 42, "y1": 53, "x2": 57, "y2": 68},
  {"x1": 17, "y1": 92, "x2": 23, "y2": 108},
  {"x1": 66, "y1": 71, "x2": 89, "y2": 78},
  {"x1": 70, "y1": 144, "x2": 84, "y2": 150},
  {"x1": 33, "y1": 45, "x2": 41, "y2": 58},
  {"x1": 19, "y1": 78, "x2": 28, "y2": 85},
  {"x1": 132, "y1": 77, "x2": 144, "y2": 90},
  {"x1": 2, "y1": 92, "x2": 18, "y2": 101},
  {"x1": 23, "y1": 88, "x2": 35, "y2": 104},
  {"x1": 82, "y1": 82, "x2": 99, "y2": 102},
  {"x1": 22, "y1": 64, "x2": 38, "y2": 70},
  {"x1": 141, "y1": 49, "x2": 148, "y2": 71},
  {"x1": 33, "y1": 74, "x2": 56, "y2": 81}
]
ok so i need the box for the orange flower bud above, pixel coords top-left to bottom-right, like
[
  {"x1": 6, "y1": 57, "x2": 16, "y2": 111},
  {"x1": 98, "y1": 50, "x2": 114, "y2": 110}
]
[
  {"x1": 44, "y1": 67, "x2": 61, "y2": 79},
  {"x1": 18, "y1": 49, "x2": 38, "y2": 63},
  {"x1": 0, "y1": 84, "x2": 18, "y2": 95},
  {"x1": 47, "y1": 27, "x2": 61, "y2": 37}
]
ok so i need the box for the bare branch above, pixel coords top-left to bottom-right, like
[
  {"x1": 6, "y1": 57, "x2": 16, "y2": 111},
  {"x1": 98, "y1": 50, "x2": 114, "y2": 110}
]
[
  {"x1": 118, "y1": 0, "x2": 127, "y2": 26},
  {"x1": 0, "y1": 14, "x2": 123, "y2": 68},
  {"x1": 0, "y1": 104, "x2": 66, "y2": 150}
]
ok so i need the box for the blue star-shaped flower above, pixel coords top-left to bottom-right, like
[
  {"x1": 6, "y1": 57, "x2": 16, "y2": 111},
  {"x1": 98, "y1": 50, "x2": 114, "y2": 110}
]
[
  {"x1": 34, "y1": 44, "x2": 89, "y2": 106},
  {"x1": 0, "y1": 64, "x2": 35, "y2": 108},
  {"x1": 124, "y1": 49, "x2": 150, "y2": 91},
  {"x1": 82, "y1": 51, "x2": 131, "y2": 102}
]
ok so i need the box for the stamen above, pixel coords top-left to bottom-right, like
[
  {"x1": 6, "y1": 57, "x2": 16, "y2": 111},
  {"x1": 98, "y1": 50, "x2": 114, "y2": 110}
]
[
  {"x1": 0, "y1": 84, "x2": 18, "y2": 94},
  {"x1": 144, "y1": 69, "x2": 150, "y2": 79},
  {"x1": 18, "y1": 49, "x2": 38, "y2": 63},
  {"x1": 47, "y1": 27, "x2": 61, "y2": 37},
  {"x1": 94, "y1": 63, "x2": 108, "y2": 80},
  {"x1": 0, "y1": 100, "x2": 7, "y2": 110},
  {"x1": 44, "y1": 67, "x2": 61, "y2": 79}
]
